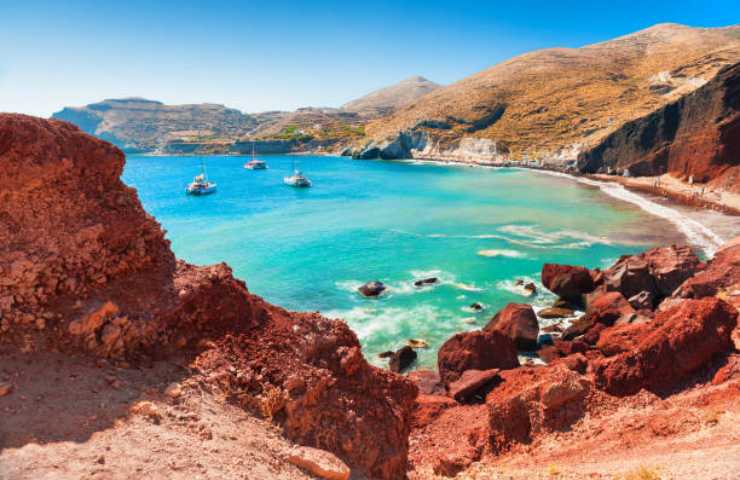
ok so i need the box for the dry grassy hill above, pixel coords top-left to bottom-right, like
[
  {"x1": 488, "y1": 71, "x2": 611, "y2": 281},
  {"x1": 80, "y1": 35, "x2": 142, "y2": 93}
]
[
  {"x1": 365, "y1": 24, "x2": 740, "y2": 160},
  {"x1": 341, "y1": 75, "x2": 440, "y2": 115}
]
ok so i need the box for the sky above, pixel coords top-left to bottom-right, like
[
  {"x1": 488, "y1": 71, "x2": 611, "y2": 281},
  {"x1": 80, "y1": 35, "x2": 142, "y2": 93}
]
[{"x1": 1, "y1": 0, "x2": 738, "y2": 117}]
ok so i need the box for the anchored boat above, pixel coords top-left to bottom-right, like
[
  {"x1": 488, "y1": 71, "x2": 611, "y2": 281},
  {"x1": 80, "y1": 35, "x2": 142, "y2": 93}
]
[
  {"x1": 284, "y1": 159, "x2": 312, "y2": 188},
  {"x1": 186, "y1": 159, "x2": 217, "y2": 195},
  {"x1": 244, "y1": 142, "x2": 267, "y2": 170}
]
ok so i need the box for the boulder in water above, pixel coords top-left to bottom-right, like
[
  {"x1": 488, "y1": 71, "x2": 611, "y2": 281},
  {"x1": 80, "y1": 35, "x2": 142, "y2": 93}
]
[
  {"x1": 541, "y1": 264, "x2": 595, "y2": 302},
  {"x1": 389, "y1": 346, "x2": 417, "y2": 373},
  {"x1": 358, "y1": 281, "x2": 386, "y2": 297},
  {"x1": 414, "y1": 277, "x2": 439, "y2": 287}
]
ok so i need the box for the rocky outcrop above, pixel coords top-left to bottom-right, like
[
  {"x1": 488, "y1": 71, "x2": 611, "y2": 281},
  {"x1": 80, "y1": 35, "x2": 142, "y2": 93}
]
[
  {"x1": 578, "y1": 61, "x2": 740, "y2": 192},
  {"x1": 676, "y1": 237, "x2": 740, "y2": 309},
  {"x1": 484, "y1": 303, "x2": 539, "y2": 351},
  {"x1": 437, "y1": 330, "x2": 519, "y2": 387},
  {"x1": 541, "y1": 264, "x2": 595, "y2": 302},
  {"x1": 604, "y1": 245, "x2": 701, "y2": 301},
  {"x1": 487, "y1": 365, "x2": 591, "y2": 453},
  {"x1": 593, "y1": 297, "x2": 737, "y2": 396},
  {"x1": 0, "y1": 114, "x2": 416, "y2": 480}
]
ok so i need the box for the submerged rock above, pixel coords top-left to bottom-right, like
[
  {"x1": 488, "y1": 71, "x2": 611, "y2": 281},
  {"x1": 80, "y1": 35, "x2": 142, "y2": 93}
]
[
  {"x1": 407, "y1": 338, "x2": 429, "y2": 349},
  {"x1": 469, "y1": 302, "x2": 485, "y2": 311},
  {"x1": 414, "y1": 277, "x2": 439, "y2": 287}
]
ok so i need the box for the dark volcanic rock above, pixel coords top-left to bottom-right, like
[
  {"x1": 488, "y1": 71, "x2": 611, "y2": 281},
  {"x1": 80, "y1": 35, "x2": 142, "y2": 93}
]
[
  {"x1": 469, "y1": 302, "x2": 485, "y2": 311},
  {"x1": 358, "y1": 281, "x2": 386, "y2": 297},
  {"x1": 578, "y1": 62, "x2": 740, "y2": 193},
  {"x1": 389, "y1": 345, "x2": 417, "y2": 373},
  {"x1": 484, "y1": 303, "x2": 540, "y2": 351},
  {"x1": 414, "y1": 277, "x2": 439, "y2": 287}
]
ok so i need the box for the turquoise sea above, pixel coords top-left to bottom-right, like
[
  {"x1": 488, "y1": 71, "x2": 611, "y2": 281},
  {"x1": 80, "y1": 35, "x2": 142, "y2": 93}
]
[{"x1": 123, "y1": 154, "x2": 690, "y2": 367}]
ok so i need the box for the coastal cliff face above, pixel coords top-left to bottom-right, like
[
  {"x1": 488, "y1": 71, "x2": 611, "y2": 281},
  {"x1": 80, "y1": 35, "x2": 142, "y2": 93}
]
[
  {"x1": 0, "y1": 114, "x2": 416, "y2": 479},
  {"x1": 578, "y1": 61, "x2": 740, "y2": 192},
  {"x1": 52, "y1": 98, "x2": 258, "y2": 153},
  {"x1": 357, "y1": 24, "x2": 740, "y2": 172}
]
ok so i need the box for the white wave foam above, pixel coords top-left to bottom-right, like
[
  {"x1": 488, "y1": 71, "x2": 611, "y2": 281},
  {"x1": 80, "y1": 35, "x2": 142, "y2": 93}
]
[
  {"x1": 478, "y1": 249, "x2": 526, "y2": 258},
  {"x1": 498, "y1": 224, "x2": 612, "y2": 248},
  {"x1": 336, "y1": 269, "x2": 483, "y2": 298},
  {"x1": 530, "y1": 169, "x2": 724, "y2": 257}
]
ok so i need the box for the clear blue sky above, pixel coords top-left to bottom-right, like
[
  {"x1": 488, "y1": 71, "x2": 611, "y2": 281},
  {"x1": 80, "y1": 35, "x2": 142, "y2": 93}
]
[{"x1": 1, "y1": 0, "x2": 737, "y2": 117}]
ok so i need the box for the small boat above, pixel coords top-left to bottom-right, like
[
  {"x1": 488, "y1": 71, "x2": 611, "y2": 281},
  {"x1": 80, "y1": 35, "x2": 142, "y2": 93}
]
[
  {"x1": 284, "y1": 159, "x2": 312, "y2": 188},
  {"x1": 186, "y1": 159, "x2": 217, "y2": 195},
  {"x1": 244, "y1": 142, "x2": 267, "y2": 170}
]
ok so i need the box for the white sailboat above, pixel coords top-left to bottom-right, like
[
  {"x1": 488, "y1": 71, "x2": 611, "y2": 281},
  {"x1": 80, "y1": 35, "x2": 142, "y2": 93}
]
[
  {"x1": 283, "y1": 158, "x2": 312, "y2": 188},
  {"x1": 244, "y1": 142, "x2": 267, "y2": 170},
  {"x1": 186, "y1": 159, "x2": 217, "y2": 195}
]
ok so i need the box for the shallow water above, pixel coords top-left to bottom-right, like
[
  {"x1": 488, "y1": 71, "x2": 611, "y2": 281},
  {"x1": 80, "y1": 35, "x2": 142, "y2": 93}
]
[{"x1": 123, "y1": 154, "x2": 695, "y2": 367}]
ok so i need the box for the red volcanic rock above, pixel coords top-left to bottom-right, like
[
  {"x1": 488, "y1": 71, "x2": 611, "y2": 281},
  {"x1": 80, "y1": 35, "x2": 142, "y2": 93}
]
[
  {"x1": 595, "y1": 321, "x2": 652, "y2": 357},
  {"x1": 677, "y1": 237, "x2": 740, "y2": 309},
  {"x1": 593, "y1": 297, "x2": 737, "y2": 396},
  {"x1": 484, "y1": 303, "x2": 539, "y2": 351},
  {"x1": 603, "y1": 256, "x2": 657, "y2": 300},
  {"x1": 711, "y1": 354, "x2": 740, "y2": 386},
  {"x1": 642, "y1": 245, "x2": 702, "y2": 297},
  {"x1": 413, "y1": 394, "x2": 458, "y2": 428},
  {"x1": 0, "y1": 115, "x2": 417, "y2": 480},
  {"x1": 588, "y1": 291, "x2": 637, "y2": 325},
  {"x1": 448, "y1": 369, "x2": 501, "y2": 403},
  {"x1": 437, "y1": 330, "x2": 519, "y2": 387},
  {"x1": 628, "y1": 290, "x2": 655, "y2": 310},
  {"x1": 603, "y1": 246, "x2": 701, "y2": 301},
  {"x1": 407, "y1": 369, "x2": 444, "y2": 395},
  {"x1": 541, "y1": 264, "x2": 595, "y2": 301},
  {"x1": 562, "y1": 291, "x2": 635, "y2": 341},
  {"x1": 486, "y1": 364, "x2": 591, "y2": 453},
  {"x1": 539, "y1": 339, "x2": 589, "y2": 363}
]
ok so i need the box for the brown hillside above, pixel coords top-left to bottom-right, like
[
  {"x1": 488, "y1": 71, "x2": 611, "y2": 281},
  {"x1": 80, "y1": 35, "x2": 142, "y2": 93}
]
[{"x1": 367, "y1": 24, "x2": 740, "y2": 158}]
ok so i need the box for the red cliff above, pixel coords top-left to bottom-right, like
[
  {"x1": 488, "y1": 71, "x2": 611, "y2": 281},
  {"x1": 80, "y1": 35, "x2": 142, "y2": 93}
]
[{"x1": 0, "y1": 114, "x2": 416, "y2": 480}]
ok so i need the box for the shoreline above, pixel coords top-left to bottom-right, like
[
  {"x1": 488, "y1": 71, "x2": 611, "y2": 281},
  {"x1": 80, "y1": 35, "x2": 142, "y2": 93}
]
[
  {"x1": 392, "y1": 155, "x2": 737, "y2": 257},
  {"x1": 128, "y1": 149, "x2": 738, "y2": 256}
]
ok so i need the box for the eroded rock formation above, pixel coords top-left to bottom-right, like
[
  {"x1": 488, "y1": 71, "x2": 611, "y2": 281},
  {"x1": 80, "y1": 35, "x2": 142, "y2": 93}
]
[
  {"x1": 0, "y1": 114, "x2": 416, "y2": 480},
  {"x1": 579, "y1": 61, "x2": 740, "y2": 192}
]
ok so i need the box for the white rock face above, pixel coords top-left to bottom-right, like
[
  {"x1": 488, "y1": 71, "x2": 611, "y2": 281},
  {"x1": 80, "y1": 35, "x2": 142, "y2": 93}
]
[{"x1": 411, "y1": 137, "x2": 507, "y2": 163}]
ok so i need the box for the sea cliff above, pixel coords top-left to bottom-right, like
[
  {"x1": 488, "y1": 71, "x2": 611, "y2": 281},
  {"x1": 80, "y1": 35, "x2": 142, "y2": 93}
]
[{"x1": 1, "y1": 114, "x2": 739, "y2": 479}]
